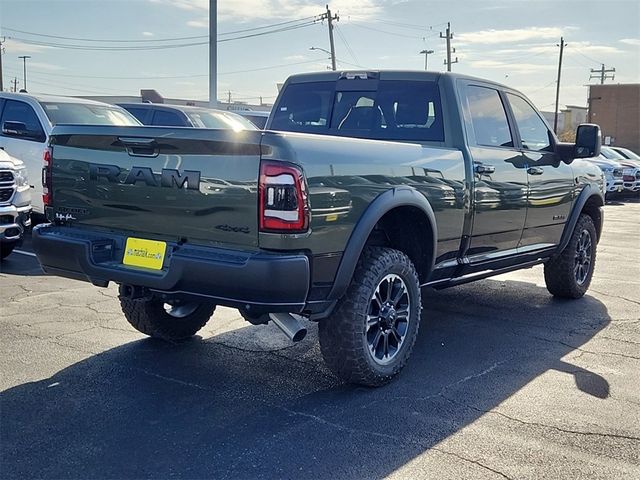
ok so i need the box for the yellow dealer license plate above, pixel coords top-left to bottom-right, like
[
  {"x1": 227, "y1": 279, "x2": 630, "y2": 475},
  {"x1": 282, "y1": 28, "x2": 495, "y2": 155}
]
[{"x1": 123, "y1": 237, "x2": 167, "y2": 270}]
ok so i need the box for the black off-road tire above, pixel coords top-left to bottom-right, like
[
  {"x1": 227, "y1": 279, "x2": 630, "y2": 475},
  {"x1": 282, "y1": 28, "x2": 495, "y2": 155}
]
[
  {"x1": 0, "y1": 244, "x2": 15, "y2": 260},
  {"x1": 544, "y1": 214, "x2": 597, "y2": 299},
  {"x1": 319, "y1": 247, "x2": 422, "y2": 387},
  {"x1": 119, "y1": 296, "x2": 216, "y2": 341}
]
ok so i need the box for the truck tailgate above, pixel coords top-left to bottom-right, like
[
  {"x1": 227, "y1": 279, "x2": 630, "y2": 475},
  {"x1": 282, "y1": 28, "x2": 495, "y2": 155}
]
[{"x1": 49, "y1": 125, "x2": 264, "y2": 248}]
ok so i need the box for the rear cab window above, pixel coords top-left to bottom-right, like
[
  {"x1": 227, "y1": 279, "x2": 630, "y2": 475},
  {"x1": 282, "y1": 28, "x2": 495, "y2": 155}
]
[
  {"x1": 270, "y1": 78, "x2": 444, "y2": 142},
  {"x1": 41, "y1": 102, "x2": 139, "y2": 126}
]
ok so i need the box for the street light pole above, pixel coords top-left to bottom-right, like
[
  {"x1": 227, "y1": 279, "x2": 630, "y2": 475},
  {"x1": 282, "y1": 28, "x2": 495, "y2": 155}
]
[
  {"x1": 18, "y1": 55, "x2": 30, "y2": 91},
  {"x1": 420, "y1": 49, "x2": 434, "y2": 70},
  {"x1": 310, "y1": 47, "x2": 333, "y2": 70},
  {"x1": 209, "y1": 0, "x2": 217, "y2": 107}
]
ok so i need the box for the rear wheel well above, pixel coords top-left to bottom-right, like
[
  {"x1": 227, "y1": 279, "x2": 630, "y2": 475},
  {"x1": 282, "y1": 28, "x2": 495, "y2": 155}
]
[
  {"x1": 365, "y1": 206, "x2": 434, "y2": 283},
  {"x1": 581, "y1": 195, "x2": 604, "y2": 241}
]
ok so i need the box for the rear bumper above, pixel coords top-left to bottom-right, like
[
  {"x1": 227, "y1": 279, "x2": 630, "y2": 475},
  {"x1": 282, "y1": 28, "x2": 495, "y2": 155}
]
[{"x1": 32, "y1": 224, "x2": 311, "y2": 314}]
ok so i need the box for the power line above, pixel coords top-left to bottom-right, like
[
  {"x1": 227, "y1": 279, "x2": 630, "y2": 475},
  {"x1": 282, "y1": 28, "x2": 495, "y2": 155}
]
[
  {"x1": 0, "y1": 17, "x2": 318, "y2": 42},
  {"x1": 348, "y1": 16, "x2": 447, "y2": 32},
  {"x1": 218, "y1": 59, "x2": 322, "y2": 75},
  {"x1": 346, "y1": 22, "x2": 425, "y2": 39},
  {"x1": 1, "y1": 27, "x2": 207, "y2": 43},
  {"x1": 571, "y1": 47, "x2": 604, "y2": 66},
  {"x1": 6, "y1": 21, "x2": 320, "y2": 51},
  {"x1": 335, "y1": 25, "x2": 359, "y2": 65}
]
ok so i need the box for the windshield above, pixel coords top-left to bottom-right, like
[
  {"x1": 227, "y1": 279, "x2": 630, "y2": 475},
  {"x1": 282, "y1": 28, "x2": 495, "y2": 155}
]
[
  {"x1": 600, "y1": 146, "x2": 625, "y2": 160},
  {"x1": 41, "y1": 102, "x2": 140, "y2": 126},
  {"x1": 185, "y1": 111, "x2": 257, "y2": 131},
  {"x1": 270, "y1": 79, "x2": 444, "y2": 142}
]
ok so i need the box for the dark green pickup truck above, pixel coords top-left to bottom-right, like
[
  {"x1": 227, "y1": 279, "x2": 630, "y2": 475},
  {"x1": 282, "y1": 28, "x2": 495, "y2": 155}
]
[{"x1": 33, "y1": 71, "x2": 605, "y2": 386}]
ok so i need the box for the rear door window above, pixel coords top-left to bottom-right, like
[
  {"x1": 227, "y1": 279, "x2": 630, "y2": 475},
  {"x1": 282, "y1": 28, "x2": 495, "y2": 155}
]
[
  {"x1": 464, "y1": 86, "x2": 513, "y2": 148},
  {"x1": 1, "y1": 99, "x2": 46, "y2": 142},
  {"x1": 270, "y1": 79, "x2": 444, "y2": 142}
]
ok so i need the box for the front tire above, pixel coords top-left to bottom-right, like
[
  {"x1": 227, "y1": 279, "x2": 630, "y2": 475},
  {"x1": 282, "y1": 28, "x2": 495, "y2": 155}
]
[
  {"x1": 119, "y1": 296, "x2": 215, "y2": 341},
  {"x1": 544, "y1": 214, "x2": 597, "y2": 299},
  {"x1": 319, "y1": 247, "x2": 422, "y2": 386}
]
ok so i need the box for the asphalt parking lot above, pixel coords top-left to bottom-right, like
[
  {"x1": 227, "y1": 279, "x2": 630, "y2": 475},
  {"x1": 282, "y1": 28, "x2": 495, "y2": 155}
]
[{"x1": 1, "y1": 199, "x2": 639, "y2": 480}]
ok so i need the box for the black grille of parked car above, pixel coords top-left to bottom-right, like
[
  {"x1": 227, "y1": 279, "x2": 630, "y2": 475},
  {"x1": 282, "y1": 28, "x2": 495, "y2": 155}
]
[
  {"x1": 0, "y1": 171, "x2": 15, "y2": 182},
  {"x1": 613, "y1": 168, "x2": 623, "y2": 178},
  {"x1": 0, "y1": 187, "x2": 14, "y2": 203},
  {"x1": 636, "y1": 171, "x2": 640, "y2": 180}
]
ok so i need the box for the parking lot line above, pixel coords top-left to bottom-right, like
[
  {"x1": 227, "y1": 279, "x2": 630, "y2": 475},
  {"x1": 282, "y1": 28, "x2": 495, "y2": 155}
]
[{"x1": 13, "y1": 250, "x2": 37, "y2": 258}]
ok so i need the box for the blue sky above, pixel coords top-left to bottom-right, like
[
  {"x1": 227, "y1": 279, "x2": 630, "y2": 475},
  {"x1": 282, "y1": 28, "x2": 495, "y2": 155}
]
[{"x1": 1, "y1": 0, "x2": 638, "y2": 111}]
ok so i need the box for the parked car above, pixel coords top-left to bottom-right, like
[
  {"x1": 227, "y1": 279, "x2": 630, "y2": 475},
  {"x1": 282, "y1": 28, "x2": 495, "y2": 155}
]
[
  {"x1": 33, "y1": 71, "x2": 604, "y2": 386},
  {"x1": 598, "y1": 147, "x2": 640, "y2": 193},
  {"x1": 118, "y1": 103, "x2": 257, "y2": 131},
  {"x1": 0, "y1": 92, "x2": 140, "y2": 216},
  {"x1": 0, "y1": 148, "x2": 31, "y2": 259},
  {"x1": 235, "y1": 110, "x2": 270, "y2": 129},
  {"x1": 584, "y1": 154, "x2": 625, "y2": 197},
  {"x1": 610, "y1": 146, "x2": 640, "y2": 162}
]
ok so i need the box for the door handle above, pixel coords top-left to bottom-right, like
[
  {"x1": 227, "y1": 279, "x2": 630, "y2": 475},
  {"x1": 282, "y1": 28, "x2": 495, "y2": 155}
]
[
  {"x1": 118, "y1": 137, "x2": 159, "y2": 158},
  {"x1": 474, "y1": 164, "x2": 495, "y2": 175},
  {"x1": 527, "y1": 166, "x2": 544, "y2": 175}
]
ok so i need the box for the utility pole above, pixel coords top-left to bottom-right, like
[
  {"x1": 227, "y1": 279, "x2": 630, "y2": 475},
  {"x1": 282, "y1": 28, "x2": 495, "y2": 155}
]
[
  {"x1": 553, "y1": 37, "x2": 565, "y2": 134},
  {"x1": 227, "y1": 90, "x2": 231, "y2": 105},
  {"x1": 18, "y1": 55, "x2": 30, "y2": 91},
  {"x1": 420, "y1": 49, "x2": 434, "y2": 70},
  {"x1": 440, "y1": 22, "x2": 457, "y2": 72},
  {"x1": 209, "y1": 0, "x2": 217, "y2": 107},
  {"x1": 321, "y1": 5, "x2": 339, "y2": 71},
  {"x1": 12, "y1": 77, "x2": 18, "y2": 93},
  {"x1": 590, "y1": 64, "x2": 615, "y2": 85},
  {"x1": 0, "y1": 37, "x2": 5, "y2": 92}
]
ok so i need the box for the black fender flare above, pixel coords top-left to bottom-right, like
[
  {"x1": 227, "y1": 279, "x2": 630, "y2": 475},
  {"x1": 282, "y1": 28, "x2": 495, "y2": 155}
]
[
  {"x1": 327, "y1": 186, "x2": 437, "y2": 301},
  {"x1": 556, "y1": 183, "x2": 604, "y2": 254}
]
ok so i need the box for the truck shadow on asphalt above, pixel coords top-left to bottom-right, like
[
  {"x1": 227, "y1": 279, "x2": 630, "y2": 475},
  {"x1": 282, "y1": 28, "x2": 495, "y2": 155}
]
[{"x1": 1, "y1": 278, "x2": 611, "y2": 479}]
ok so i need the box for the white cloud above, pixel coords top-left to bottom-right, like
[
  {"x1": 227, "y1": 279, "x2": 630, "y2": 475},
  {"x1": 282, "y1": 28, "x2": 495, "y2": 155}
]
[
  {"x1": 187, "y1": 18, "x2": 208, "y2": 28},
  {"x1": 29, "y1": 62, "x2": 64, "y2": 71},
  {"x1": 619, "y1": 38, "x2": 640, "y2": 46},
  {"x1": 3, "y1": 38, "x2": 52, "y2": 54},
  {"x1": 457, "y1": 27, "x2": 575, "y2": 45},
  {"x1": 470, "y1": 59, "x2": 555, "y2": 74},
  {"x1": 284, "y1": 54, "x2": 307, "y2": 61},
  {"x1": 142, "y1": 31, "x2": 154, "y2": 36},
  {"x1": 565, "y1": 41, "x2": 622, "y2": 55},
  {"x1": 153, "y1": 0, "x2": 382, "y2": 21}
]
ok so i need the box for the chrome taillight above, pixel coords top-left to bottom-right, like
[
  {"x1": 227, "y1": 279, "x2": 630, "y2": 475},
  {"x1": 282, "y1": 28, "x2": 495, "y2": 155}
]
[
  {"x1": 259, "y1": 161, "x2": 309, "y2": 233},
  {"x1": 42, "y1": 147, "x2": 52, "y2": 207}
]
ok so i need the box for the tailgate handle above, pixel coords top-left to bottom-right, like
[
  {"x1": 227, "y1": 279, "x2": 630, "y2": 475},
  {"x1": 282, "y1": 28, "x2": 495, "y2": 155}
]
[{"x1": 119, "y1": 137, "x2": 159, "y2": 158}]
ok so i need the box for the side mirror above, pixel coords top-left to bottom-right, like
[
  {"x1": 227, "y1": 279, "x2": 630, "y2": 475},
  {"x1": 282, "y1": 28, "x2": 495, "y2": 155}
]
[
  {"x1": 574, "y1": 123, "x2": 601, "y2": 159},
  {"x1": 2, "y1": 121, "x2": 44, "y2": 142}
]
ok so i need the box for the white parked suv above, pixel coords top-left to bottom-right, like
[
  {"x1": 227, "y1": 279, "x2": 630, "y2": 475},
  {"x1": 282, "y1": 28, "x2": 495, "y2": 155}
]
[
  {"x1": 0, "y1": 93, "x2": 140, "y2": 215},
  {"x1": 0, "y1": 148, "x2": 31, "y2": 259}
]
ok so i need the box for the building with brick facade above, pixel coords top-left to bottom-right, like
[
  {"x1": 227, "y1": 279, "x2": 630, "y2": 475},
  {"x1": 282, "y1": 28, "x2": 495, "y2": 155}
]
[{"x1": 588, "y1": 84, "x2": 640, "y2": 153}]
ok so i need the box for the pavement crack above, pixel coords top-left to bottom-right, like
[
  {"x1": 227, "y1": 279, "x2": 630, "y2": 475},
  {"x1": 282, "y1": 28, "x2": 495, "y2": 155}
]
[
  {"x1": 590, "y1": 289, "x2": 640, "y2": 307},
  {"x1": 441, "y1": 394, "x2": 640, "y2": 442},
  {"x1": 431, "y1": 446, "x2": 513, "y2": 479},
  {"x1": 279, "y1": 406, "x2": 513, "y2": 479}
]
